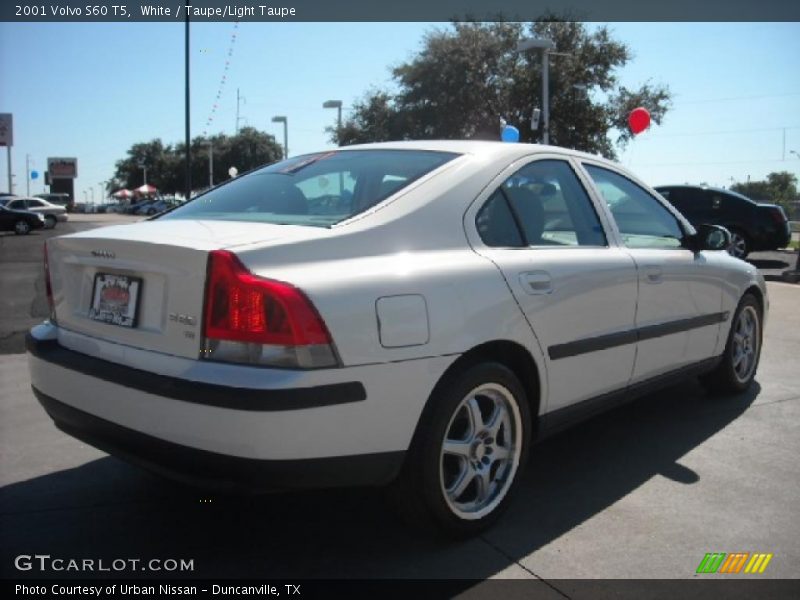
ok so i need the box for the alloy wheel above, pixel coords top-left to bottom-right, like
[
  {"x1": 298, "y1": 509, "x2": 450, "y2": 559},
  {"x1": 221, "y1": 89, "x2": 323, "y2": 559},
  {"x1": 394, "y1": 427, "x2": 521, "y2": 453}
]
[
  {"x1": 439, "y1": 382, "x2": 522, "y2": 521},
  {"x1": 732, "y1": 305, "x2": 759, "y2": 384}
]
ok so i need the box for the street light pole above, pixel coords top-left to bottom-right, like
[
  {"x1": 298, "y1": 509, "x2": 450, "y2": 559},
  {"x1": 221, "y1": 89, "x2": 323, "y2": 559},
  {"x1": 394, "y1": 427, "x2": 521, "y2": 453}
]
[
  {"x1": 516, "y1": 37, "x2": 555, "y2": 145},
  {"x1": 272, "y1": 116, "x2": 288, "y2": 159},
  {"x1": 323, "y1": 100, "x2": 343, "y2": 145}
]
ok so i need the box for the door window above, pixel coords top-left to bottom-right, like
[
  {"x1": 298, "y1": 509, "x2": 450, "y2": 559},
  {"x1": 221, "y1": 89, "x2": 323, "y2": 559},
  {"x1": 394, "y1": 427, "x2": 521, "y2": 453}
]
[
  {"x1": 477, "y1": 159, "x2": 607, "y2": 247},
  {"x1": 585, "y1": 165, "x2": 685, "y2": 249}
]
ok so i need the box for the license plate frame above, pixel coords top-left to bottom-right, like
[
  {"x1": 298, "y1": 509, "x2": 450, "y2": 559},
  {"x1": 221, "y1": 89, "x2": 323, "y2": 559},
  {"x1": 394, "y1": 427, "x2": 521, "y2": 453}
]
[{"x1": 88, "y1": 272, "x2": 142, "y2": 328}]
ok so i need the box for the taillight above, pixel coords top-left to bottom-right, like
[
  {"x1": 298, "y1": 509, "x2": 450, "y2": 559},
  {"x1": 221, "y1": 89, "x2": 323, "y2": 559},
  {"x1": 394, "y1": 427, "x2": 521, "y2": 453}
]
[
  {"x1": 44, "y1": 243, "x2": 56, "y2": 323},
  {"x1": 766, "y1": 206, "x2": 786, "y2": 226},
  {"x1": 202, "y1": 250, "x2": 337, "y2": 368}
]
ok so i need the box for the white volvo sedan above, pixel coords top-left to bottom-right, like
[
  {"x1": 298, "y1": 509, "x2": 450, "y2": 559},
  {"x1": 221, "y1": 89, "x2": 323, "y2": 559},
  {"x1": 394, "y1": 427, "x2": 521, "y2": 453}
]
[{"x1": 27, "y1": 141, "x2": 766, "y2": 536}]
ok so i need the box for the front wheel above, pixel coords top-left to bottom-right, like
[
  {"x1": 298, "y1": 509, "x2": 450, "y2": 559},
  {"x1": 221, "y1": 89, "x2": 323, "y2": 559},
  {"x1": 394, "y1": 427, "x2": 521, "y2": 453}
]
[
  {"x1": 45, "y1": 215, "x2": 57, "y2": 229},
  {"x1": 727, "y1": 229, "x2": 750, "y2": 259},
  {"x1": 392, "y1": 362, "x2": 531, "y2": 537},
  {"x1": 701, "y1": 293, "x2": 762, "y2": 394}
]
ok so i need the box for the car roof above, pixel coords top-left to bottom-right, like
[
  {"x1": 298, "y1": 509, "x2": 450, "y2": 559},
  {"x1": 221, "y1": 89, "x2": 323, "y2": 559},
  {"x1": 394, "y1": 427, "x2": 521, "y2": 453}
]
[
  {"x1": 654, "y1": 184, "x2": 756, "y2": 203},
  {"x1": 329, "y1": 139, "x2": 610, "y2": 163}
]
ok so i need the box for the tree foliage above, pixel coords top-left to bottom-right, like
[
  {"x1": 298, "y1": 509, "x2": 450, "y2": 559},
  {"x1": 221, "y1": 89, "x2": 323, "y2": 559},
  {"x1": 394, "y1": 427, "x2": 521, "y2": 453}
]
[
  {"x1": 109, "y1": 127, "x2": 283, "y2": 195},
  {"x1": 333, "y1": 21, "x2": 671, "y2": 159},
  {"x1": 731, "y1": 171, "x2": 798, "y2": 211}
]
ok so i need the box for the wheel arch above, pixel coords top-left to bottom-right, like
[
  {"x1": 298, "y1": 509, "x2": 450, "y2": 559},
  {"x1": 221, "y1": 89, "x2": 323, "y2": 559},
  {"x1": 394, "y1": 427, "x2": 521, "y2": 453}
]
[{"x1": 406, "y1": 340, "x2": 542, "y2": 455}]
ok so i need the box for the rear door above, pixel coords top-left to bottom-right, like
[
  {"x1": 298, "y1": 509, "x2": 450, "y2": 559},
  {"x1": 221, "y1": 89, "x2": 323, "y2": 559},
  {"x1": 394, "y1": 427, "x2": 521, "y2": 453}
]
[
  {"x1": 468, "y1": 155, "x2": 639, "y2": 413},
  {"x1": 581, "y1": 164, "x2": 724, "y2": 382}
]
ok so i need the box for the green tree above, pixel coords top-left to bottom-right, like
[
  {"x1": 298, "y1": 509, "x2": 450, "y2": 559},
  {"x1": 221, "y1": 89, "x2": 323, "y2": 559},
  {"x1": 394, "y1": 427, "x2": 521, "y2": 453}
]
[
  {"x1": 111, "y1": 127, "x2": 283, "y2": 196},
  {"x1": 731, "y1": 171, "x2": 798, "y2": 211},
  {"x1": 334, "y1": 21, "x2": 671, "y2": 158}
]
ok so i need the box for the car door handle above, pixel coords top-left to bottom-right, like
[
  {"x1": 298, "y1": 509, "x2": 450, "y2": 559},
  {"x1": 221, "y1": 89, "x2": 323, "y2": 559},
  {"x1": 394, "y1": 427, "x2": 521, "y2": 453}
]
[
  {"x1": 519, "y1": 271, "x2": 553, "y2": 295},
  {"x1": 644, "y1": 265, "x2": 663, "y2": 284}
]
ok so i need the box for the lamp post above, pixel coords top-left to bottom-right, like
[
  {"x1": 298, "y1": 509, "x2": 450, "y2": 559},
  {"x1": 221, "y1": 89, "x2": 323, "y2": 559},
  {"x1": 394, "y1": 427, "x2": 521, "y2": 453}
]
[
  {"x1": 272, "y1": 116, "x2": 288, "y2": 159},
  {"x1": 139, "y1": 163, "x2": 148, "y2": 186},
  {"x1": 323, "y1": 100, "x2": 343, "y2": 145},
  {"x1": 516, "y1": 37, "x2": 555, "y2": 145},
  {"x1": 99, "y1": 182, "x2": 106, "y2": 204},
  {"x1": 206, "y1": 141, "x2": 214, "y2": 187}
]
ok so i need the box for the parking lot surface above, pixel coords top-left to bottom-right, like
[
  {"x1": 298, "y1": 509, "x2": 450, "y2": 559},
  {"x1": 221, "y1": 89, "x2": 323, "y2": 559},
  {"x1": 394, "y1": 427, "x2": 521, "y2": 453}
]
[{"x1": 1, "y1": 215, "x2": 798, "y2": 587}]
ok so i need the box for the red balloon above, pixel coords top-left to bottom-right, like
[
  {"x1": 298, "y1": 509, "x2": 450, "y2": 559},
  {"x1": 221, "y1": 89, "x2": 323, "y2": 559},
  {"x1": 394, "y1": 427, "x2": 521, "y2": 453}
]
[{"x1": 628, "y1": 107, "x2": 651, "y2": 135}]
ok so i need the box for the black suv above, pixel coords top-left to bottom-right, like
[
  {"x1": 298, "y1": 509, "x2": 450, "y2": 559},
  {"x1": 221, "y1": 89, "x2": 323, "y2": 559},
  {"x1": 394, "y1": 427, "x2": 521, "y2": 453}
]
[{"x1": 655, "y1": 185, "x2": 791, "y2": 259}]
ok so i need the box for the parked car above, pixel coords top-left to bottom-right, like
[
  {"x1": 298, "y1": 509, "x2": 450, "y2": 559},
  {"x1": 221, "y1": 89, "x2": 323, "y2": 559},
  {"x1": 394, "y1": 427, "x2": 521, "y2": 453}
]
[
  {"x1": 655, "y1": 185, "x2": 791, "y2": 259},
  {"x1": 1, "y1": 196, "x2": 69, "y2": 229},
  {"x1": 0, "y1": 203, "x2": 45, "y2": 234},
  {"x1": 35, "y1": 193, "x2": 74, "y2": 213},
  {"x1": 28, "y1": 142, "x2": 766, "y2": 536},
  {"x1": 125, "y1": 199, "x2": 155, "y2": 215}
]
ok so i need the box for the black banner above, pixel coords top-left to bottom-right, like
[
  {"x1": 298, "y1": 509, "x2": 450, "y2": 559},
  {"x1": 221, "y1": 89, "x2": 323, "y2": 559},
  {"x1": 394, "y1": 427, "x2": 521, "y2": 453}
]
[
  {"x1": 5, "y1": 579, "x2": 800, "y2": 599},
  {"x1": 2, "y1": 0, "x2": 800, "y2": 22}
]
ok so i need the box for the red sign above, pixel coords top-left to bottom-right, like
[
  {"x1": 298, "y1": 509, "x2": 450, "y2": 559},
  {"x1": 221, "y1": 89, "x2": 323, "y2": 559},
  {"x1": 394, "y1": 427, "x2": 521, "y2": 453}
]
[{"x1": 47, "y1": 157, "x2": 78, "y2": 179}]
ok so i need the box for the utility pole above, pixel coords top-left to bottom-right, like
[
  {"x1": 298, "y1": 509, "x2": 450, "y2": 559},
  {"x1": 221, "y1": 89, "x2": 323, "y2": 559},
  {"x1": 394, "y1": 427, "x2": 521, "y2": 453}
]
[
  {"x1": 26, "y1": 154, "x2": 30, "y2": 196},
  {"x1": 235, "y1": 88, "x2": 246, "y2": 134},
  {"x1": 6, "y1": 147, "x2": 12, "y2": 194},
  {"x1": 516, "y1": 38, "x2": 555, "y2": 145},
  {"x1": 207, "y1": 141, "x2": 214, "y2": 187},
  {"x1": 184, "y1": 12, "x2": 191, "y2": 201}
]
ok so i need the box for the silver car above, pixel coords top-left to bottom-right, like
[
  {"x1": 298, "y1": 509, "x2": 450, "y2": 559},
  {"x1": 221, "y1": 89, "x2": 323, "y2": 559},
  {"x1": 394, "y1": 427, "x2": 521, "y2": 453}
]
[
  {"x1": 3, "y1": 196, "x2": 69, "y2": 229},
  {"x1": 27, "y1": 141, "x2": 765, "y2": 536}
]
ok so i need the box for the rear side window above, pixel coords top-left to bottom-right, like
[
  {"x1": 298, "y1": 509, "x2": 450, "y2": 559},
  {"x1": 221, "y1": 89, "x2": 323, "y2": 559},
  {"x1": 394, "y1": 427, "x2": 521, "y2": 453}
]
[{"x1": 162, "y1": 150, "x2": 459, "y2": 228}]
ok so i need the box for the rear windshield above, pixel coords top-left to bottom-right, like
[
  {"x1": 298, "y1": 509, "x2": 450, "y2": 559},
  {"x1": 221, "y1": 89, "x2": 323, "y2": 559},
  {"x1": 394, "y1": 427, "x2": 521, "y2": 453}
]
[{"x1": 161, "y1": 149, "x2": 459, "y2": 228}]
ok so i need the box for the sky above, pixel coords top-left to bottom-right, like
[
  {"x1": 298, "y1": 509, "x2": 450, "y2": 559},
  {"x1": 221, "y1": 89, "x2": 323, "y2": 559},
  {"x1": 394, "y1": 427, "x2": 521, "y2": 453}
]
[{"x1": 1, "y1": 21, "x2": 799, "y2": 201}]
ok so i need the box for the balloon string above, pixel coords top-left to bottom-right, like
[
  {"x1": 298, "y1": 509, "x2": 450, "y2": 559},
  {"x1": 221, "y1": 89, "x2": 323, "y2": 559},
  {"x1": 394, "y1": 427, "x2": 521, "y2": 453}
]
[{"x1": 202, "y1": 21, "x2": 239, "y2": 137}]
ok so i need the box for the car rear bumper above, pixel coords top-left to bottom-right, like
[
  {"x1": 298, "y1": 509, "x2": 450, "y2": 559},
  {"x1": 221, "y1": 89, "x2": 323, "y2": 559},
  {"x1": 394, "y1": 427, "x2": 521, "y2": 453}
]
[
  {"x1": 26, "y1": 324, "x2": 451, "y2": 490},
  {"x1": 32, "y1": 387, "x2": 403, "y2": 492}
]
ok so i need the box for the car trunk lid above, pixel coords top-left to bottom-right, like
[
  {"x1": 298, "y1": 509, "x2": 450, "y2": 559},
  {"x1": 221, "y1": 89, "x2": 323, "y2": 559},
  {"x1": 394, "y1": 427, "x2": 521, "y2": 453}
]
[{"x1": 47, "y1": 219, "x2": 323, "y2": 359}]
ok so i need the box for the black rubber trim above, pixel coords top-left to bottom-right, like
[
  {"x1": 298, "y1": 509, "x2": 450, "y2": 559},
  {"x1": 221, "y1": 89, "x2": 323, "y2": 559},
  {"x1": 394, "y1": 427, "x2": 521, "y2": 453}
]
[
  {"x1": 548, "y1": 312, "x2": 728, "y2": 361},
  {"x1": 33, "y1": 387, "x2": 404, "y2": 492},
  {"x1": 26, "y1": 334, "x2": 366, "y2": 412},
  {"x1": 537, "y1": 355, "x2": 723, "y2": 439}
]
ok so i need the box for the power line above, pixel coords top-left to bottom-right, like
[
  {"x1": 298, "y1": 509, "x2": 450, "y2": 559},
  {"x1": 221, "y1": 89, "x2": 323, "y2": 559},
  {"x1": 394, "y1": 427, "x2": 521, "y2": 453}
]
[
  {"x1": 671, "y1": 91, "x2": 800, "y2": 105},
  {"x1": 644, "y1": 125, "x2": 800, "y2": 139}
]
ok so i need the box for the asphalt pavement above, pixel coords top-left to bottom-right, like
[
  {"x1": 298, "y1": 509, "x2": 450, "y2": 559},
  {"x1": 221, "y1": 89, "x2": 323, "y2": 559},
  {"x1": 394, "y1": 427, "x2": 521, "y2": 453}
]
[{"x1": 0, "y1": 215, "x2": 798, "y2": 589}]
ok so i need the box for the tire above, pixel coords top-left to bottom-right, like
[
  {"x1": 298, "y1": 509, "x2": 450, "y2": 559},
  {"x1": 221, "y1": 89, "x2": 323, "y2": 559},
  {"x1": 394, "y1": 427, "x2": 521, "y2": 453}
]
[
  {"x1": 14, "y1": 220, "x2": 31, "y2": 235},
  {"x1": 45, "y1": 215, "x2": 57, "y2": 229},
  {"x1": 391, "y1": 362, "x2": 531, "y2": 537},
  {"x1": 727, "y1": 229, "x2": 750, "y2": 259},
  {"x1": 701, "y1": 293, "x2": 762, "y2": 395}
]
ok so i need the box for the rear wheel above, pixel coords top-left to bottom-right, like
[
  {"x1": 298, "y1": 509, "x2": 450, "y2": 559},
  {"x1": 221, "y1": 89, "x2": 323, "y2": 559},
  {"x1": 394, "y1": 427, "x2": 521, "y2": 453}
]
[
  {"x1": 392, "y1": 362, "x2": 531, "y2": 537},
  {"x1": 727, "y1": 229, "x2": 750, "y2": 259},
  {"x1": 701, "y1": 293, "x2": 762, "y2": 394},
  {"x1": 14, "y1": 220, "x2": 31, "y2": 235},
  {"x1": 45, "y1": 215, "x2": 57, "y2": 229}
]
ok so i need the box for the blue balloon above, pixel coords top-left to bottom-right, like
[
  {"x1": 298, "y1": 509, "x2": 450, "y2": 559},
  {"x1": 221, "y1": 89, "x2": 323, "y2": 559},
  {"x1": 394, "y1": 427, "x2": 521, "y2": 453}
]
[
  {"x1": 30, "y1": 170, "x2": 39, "y2": 180},
  {"x1": 501, "y1": 125, "x2": 520, "y2": 143}
]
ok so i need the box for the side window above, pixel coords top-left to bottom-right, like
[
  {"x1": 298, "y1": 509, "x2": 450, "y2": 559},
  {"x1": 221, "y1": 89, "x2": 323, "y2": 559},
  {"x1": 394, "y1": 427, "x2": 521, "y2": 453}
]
[
  {"x1": 476, "y1": 190, "x2": 524, "y2": 248},
  {"x1": 485, "y1": 159, "x2": 606, "y2": 247},
  {"x1": 584, "y1": 165, "x2": 685, "y2": 249},
  {"x1": 9, "y1": 200, "x2": 25, "y2": 210},
  {"x1": 26, "y1": 200, "x2": 44, "y2": 208}
]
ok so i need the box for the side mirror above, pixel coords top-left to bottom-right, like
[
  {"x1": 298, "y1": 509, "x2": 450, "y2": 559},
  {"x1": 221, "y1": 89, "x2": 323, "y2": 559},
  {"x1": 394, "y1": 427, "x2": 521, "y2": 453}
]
[{"x1": 691, "y1": 223, "x2": 731, "y2": 252}]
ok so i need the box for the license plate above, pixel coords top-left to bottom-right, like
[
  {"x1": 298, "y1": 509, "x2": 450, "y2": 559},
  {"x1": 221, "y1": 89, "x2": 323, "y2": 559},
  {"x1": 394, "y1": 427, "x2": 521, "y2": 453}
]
[{"x1": 89, "y1": 273, "x2": 142, "y2": 328}]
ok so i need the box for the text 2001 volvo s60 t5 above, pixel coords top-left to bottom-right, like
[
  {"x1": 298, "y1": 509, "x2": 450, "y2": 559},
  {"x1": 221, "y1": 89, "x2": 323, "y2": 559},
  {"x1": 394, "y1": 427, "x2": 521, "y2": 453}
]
[{"x1": 27, "y1": 141, "x2": 766, "y2": 536}]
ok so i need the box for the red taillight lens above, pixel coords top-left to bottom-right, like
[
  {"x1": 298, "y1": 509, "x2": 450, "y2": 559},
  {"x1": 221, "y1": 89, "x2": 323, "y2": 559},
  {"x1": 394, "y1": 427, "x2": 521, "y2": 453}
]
[
  {"x1": 203, "y1": 250, "x2": 332, "y2": 346},
  {"x1": 44, "y1": 243, "x2": 55, "y2": 321},
  {"x1": 767, "y1": 206, "x2": 786, "y2": 226}
]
